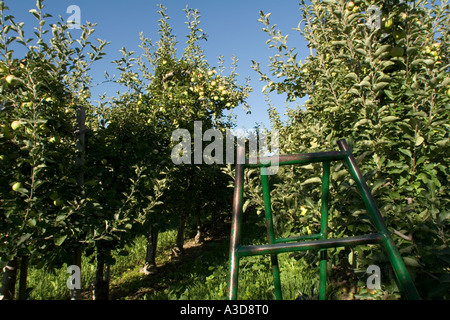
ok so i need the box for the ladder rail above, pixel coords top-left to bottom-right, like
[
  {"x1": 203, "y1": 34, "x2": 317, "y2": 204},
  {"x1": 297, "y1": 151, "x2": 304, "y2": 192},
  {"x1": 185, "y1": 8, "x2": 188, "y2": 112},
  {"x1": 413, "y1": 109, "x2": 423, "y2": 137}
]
[{"x1": 236, "y1": 233, "x2": 384, "y2": 257}]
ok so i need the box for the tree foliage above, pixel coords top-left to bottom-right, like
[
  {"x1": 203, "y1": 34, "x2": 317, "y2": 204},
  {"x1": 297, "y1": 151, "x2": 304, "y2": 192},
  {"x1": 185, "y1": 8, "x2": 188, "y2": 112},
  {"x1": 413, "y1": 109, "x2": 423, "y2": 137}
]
[
  {"x1": 251, "y1": 0, "x2": 449, "y2": 299},
  {"x1": 0, "y1": 1, "x2": 251, "y2": 299}
]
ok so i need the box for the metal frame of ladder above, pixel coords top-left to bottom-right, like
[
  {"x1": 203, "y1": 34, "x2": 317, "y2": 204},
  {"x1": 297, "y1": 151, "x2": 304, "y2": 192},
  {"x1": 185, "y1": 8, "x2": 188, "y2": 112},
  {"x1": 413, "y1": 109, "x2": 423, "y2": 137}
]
[{"x1": 227, "y1": 139, "x2": 420, "y2": 300}]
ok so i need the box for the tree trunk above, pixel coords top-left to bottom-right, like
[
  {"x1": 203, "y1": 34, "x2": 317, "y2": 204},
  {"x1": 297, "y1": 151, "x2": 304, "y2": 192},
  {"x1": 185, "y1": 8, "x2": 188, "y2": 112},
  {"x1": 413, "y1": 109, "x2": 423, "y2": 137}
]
[
  {"x1": 143, "y1": 224, "x2": 158, "y2": 274},
  {"x1": 73, "y1": 104, "x2": 85, "y2": 300},
  {"x1": 71, "y1": 248, "x2": 82, "y2": 300},
  {"x1": 75, "y1": 104, "x2": 85, "y2": 185},
  {"x1": 195, "y1": 210, "x2": 204, "y2": 244},
  {"x1": 173, "y1": 211, "x2": 187, "y2": 257},
  {"x1": 93, "y1": 248, "x2": 109, "y2": 300},
  {"x1": 17, "y1": 256, "x2": 29, "y2": 300},
  {"x1": 1, "y1": 257, "x2": 18, "y2": 300}
]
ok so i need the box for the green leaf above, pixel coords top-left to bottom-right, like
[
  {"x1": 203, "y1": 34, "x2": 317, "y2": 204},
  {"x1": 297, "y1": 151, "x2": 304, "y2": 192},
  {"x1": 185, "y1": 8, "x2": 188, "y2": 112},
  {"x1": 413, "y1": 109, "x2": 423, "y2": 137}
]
[
  {"x1": 415, "y1": 136, "x2": 424, "y2": 146},
  {"x1": 374, "y1": 45, "x2": 391, "y2": 58},
  {"x1": 301, "y1": 177, "x2": 322, "y2": 185},
  {"x1": 381, "y1": 116, "x2": 400, "y2": 123},
  {"x1": 331, "y1": 40, "x2": 347, "y2": 46},
  {"x1": 403, "y1": 257, "x2": 421, "y2": 268},
  {"x1": 358, "y1": 80, "x2": 371, "y2": 87},
  {"x1": 435, "y1": 139, "x2": 448, "y2": 147},
  {"x1": 345, "y1": 72, "x2": 358, "y2": 81},
  {"x1": 18, "y1": 233, "x2": 32, "y2": 246},
  {"x1": 354, "y1": 119, "x2": 370, "y2": 128},
  {"x1": 242, "y1": 199, "x2": 251, "y2": 213},
  {"x1": 29, "y1": 9, "x2": 39, "y2": 19},
  {"x1": 54, "y1": 235, "x2": 67, "y2": 246},
  {"x1": 373, "y1": 82, "x2": 389, "y2": 91},
  {"x1": 398, "y1": 148, "x2": 412, "y2": 158}
]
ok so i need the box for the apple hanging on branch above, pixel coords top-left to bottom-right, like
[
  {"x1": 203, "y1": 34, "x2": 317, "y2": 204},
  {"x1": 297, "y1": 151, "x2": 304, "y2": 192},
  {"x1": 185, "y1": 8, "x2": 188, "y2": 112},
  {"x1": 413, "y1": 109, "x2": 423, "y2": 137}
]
[
  {"x1": 12, "y1": 182, "x2": 22, "y2": 191},
  {"x1": 11, "y1": 120, "x2": 23, "y2": 131}
]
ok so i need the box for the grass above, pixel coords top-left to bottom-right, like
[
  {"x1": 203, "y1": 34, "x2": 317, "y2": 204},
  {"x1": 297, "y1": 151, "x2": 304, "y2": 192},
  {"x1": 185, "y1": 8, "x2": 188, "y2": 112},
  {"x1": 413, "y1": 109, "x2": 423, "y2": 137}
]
[
  {"x1": 25, "y1": 229, "x2": 178, "y2": 300},
  {"x1": 20, "y1": 211, "x2": 378, "y2": 300}
]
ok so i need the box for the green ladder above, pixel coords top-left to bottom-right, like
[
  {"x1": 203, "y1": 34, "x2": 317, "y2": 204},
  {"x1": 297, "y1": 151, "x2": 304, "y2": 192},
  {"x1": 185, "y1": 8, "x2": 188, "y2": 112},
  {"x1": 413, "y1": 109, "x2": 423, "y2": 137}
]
[{"x1": 227, "y1": 139, "x2": 420, "y2": 300}]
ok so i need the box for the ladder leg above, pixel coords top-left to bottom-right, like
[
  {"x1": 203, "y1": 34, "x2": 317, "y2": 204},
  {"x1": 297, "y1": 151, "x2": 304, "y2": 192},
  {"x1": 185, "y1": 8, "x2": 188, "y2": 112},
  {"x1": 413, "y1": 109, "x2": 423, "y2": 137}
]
[
  {"x1": 261, "y1": 168, "x2": 283, "y2": 300},
  {"x1": 319, "y1": 161, "x2": 330, "y2": 300},
  {"x1": 228, "y1": 147, "x2": 246, "y2": 300},
  {"x1": 337, "y1": 139, "x2": 420, "y2": 300}
]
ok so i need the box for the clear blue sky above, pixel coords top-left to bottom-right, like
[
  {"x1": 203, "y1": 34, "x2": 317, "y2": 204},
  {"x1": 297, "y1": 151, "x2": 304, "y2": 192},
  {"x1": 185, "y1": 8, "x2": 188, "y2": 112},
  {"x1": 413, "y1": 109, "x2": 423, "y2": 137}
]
[{"x1": 7, "y1": 0, "x2": 311, "y2": 129}]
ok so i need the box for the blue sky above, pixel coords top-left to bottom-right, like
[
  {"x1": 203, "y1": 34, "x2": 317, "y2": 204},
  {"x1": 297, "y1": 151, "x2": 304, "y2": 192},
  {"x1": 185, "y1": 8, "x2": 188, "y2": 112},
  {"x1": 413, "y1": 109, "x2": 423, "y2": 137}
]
[{"x1": 7, "y1": 1, "x2": 311, "y2": 129}]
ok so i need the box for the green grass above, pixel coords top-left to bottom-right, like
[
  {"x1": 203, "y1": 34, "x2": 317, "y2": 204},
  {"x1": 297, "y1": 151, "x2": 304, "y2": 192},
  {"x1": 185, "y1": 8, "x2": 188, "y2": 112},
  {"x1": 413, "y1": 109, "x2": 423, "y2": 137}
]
[
  {"x1": 20, "y1": 213, "x2": 338, "y2": 300},
  {"x1": 25, "y1": 230, "x2": 177, "y2": 300}
]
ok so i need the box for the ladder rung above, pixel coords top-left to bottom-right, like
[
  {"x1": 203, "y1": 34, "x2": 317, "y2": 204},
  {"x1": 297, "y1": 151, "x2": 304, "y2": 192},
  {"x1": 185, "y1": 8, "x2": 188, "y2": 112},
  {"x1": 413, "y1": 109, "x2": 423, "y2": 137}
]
[
  {"x1": 236, "y1": 233, "x2": 384, "y2": 257},
  {"x1": 245, "y1": 151, "x2": 348, "y2": 168}
]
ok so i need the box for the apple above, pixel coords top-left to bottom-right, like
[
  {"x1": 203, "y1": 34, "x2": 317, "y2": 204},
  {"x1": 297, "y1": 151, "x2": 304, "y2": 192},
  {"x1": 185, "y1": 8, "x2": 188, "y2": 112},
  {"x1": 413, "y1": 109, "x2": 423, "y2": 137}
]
[
  {"x1": 393, "y1": 30, "x2": 406, "y2": 41},
  {"x1": 390, "y1": 46, "x2": 404, "y2": 57},
  {"x1": 211, "y1": 81, "x2": 217, "y2": 86},
  {"x1": 207, "y1": 70, "x2": 214, "y2": 76},
  {"x1": 11, "y1": 120, "x2": 22, "y2": 130},
  {"x1": 53, "y1": 199, "x2": 64, "y2": 206},
  {"x1": 12, "y1": 182, "x2": 22, "y2": 191},
  {"x1": 346, "y1": 1, "x2": 355, "y2": 10},
  {"x1": 432, "y1": 42, "x2": 440, "y2": 49},
  {"x1": 5, "y1": 75, "x2": 16, "y2": 84},
  {"x1": 48, "y1": 136, "x2": 60, "y2": 143},
  {"x1": 447, "y1": 88, "x2": 450, "y2": 97},
  {"x1": 384, "y1": 18, "x2": 393, "y2": 29}
]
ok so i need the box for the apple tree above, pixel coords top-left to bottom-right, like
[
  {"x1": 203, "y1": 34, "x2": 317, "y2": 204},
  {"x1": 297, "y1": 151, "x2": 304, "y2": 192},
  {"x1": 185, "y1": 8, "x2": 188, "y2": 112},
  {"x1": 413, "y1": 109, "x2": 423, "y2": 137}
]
[
  {"x1": 125, "y1": 5, "x2": 251, "y2": 266},
  {"x1": 0, "y1": 0, "x2": 111, "y2": 299},
  {"x1": 252, "y1": 0, "x2": 449, "y2": 298}
]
